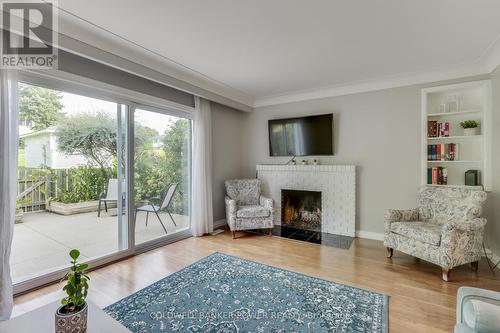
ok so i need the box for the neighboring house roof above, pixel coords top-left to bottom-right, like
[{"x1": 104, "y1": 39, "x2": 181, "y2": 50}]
[{"x1": 19, "y1": 126, "x2": 57, "y2": 139}]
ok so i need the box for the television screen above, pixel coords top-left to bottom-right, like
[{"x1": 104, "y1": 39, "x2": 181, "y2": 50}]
[{"x1": 268, "y1": 113, "x2": 333, "y2": 156}]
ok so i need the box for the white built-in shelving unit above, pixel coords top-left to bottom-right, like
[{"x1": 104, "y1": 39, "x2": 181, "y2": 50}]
[{"x1": 421, "y1": 80, "x2": 492, "y2": 190}]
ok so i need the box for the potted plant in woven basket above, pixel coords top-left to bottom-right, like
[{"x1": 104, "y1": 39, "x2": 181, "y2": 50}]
[{"x1": 55, "y1": 249, "x2": 89, "y2": 333}]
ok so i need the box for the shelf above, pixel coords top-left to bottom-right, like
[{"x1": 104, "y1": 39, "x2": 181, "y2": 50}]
[
  {"x1": 425, "y1": 184, "x2": 483, "y2": 189},
  {"x1": 422, "y1": 80, "x2": 491, "y2": 191},
  {"x1": 427, "y1": 109, "x2": 481, "y2": 117},
  {"x1": 427, "y1": 135, "x2": 482, "y2": 140},
  {"x1": 427, "y1": 160, "x2": 481, "y2": 163}
]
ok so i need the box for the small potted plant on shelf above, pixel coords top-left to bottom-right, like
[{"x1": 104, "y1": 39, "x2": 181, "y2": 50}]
[
  {"x1": 460, "y1": 120, "x2": 480, "y2": 136},
  {"x1": 55, "y1": 249, "x2": 89, "y2": 333}
]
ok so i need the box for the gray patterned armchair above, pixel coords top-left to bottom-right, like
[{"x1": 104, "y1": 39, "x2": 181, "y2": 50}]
[
  {"x1": 225, "y1": 179, "x2": 274, "y2": 239},
  {"x1": 384, "y1": 185, "x2": 487, "y2": 281}
]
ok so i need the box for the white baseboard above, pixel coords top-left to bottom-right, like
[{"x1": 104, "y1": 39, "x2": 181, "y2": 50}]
[
  {"x1": 213, "y1": 218, "x2": 227, "y2": 229},
  {"x1": 355, "y1": 230, "x2": 384, "y2": 241},
  {"x1": 212, "y1": 219, "x2": 384, "y2": 242}
]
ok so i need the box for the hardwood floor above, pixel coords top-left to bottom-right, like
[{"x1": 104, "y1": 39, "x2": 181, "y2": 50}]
[{"x1": 13, "y1": 231, "x2": 500, "y2": 332}]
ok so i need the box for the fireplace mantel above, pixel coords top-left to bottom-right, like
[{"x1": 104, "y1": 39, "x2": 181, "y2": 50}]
[{"x1": 256, "y1": 164, "x2": 356, "y2": 236}]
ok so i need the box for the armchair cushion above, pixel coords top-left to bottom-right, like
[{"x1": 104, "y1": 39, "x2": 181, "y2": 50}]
[
  {"x1": 417, "y1": 186, "x2": 487, "y2": 225},
  {"x1": 463, "y1": 299, "x2": 500, "y2": 333},
  {"x1": 385, "y1": 208, "x2": 419, "y2": 223},
  {"x1": 457, "y1": 287, "x2": 500, "y2": 333},
  {"x1": 390, "y1": 221, "x2": 442, "y2": 246},
  {"x1": 225, "y1": 179, "x2": 261, "y2": 206},
  {"x1": 236, "y1": 205, "x2": 271, "y2": 218}
]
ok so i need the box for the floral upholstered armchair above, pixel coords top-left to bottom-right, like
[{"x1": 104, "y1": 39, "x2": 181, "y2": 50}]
[
  {"x1": 384, "y1": 185, "x2": 487, "y2": 281},
  {"x1": 225, "y1": 179, "x2": 274, "y2": 239}
]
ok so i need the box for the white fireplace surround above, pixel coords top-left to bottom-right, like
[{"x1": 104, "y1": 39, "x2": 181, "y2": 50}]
[{"x1": 256, "y1": 164, "x2": 356, "y2": 237}]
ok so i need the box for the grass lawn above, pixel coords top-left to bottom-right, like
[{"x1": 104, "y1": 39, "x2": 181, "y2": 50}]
[{"x1": 18, "y1": 149, "x2": 25, "y2": 167}]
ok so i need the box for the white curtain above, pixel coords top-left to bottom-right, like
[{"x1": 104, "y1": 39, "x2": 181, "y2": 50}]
[
  {"x1": 0, "y1": 70, "x2": 18, "y2": 320},
  {"x1": 191, "y1": 96, "x2": 213, "y2": 236}
]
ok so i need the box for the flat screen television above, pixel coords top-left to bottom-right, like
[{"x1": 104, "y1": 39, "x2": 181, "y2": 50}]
[{"x1": 268, "y1": 113, "x2": 333, "y2": 156}]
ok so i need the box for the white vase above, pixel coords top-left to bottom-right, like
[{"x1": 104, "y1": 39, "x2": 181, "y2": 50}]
[{"x1": 463, "y1": 128, "x2": 478, "y2": 136}]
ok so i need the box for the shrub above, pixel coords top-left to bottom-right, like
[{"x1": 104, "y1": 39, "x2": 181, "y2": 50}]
[
  {"x1": 459, "y1": 120, "x2": 479, "y2": 129},
  {"x1": 55, "y1": 166, "x2": 115, "y2": 203}
]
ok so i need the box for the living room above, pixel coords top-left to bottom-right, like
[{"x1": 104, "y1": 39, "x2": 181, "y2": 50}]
[{"x1": 1, "y1": 1, "x2": 500, "y2": 332}]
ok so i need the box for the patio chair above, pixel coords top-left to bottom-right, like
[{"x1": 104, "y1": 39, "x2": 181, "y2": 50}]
[
  {"x1": 134, "y1": 183, "x2": 178, "y2": 234},
  {"x1": 98, "y1": 179, "x2": 123, "y2": 217}
]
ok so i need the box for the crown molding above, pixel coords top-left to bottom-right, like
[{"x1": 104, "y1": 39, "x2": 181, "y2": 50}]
[
  {"x1": 28, "y1": 5, "x2": 500, "y2": 110},
  {"x1": 479, "y1": 33, "x2": 500, "y2": 73},
  {"x1": 253, "y1": 62, "x2": 490, "y2": 108}
]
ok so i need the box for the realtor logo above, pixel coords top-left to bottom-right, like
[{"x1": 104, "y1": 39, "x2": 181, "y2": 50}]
[{"x1": 1, "y1": 0, "x2": 58, "y2": 68}]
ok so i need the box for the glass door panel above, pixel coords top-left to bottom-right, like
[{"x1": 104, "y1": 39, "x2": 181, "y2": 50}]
[
  {"x1": 133, "y1": 108, "x2": 191, "y2": 245},
  {"x1": 12, "y1": 82, "x2": 129, "y2": 283}
]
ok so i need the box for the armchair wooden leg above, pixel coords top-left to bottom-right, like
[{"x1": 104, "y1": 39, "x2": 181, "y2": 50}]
[
  {"x1": 471, "y1": 261, "x2": 479, "y2": 272},
  {"x1": 442, "y1": 268, "x2": 451, "y2": 282},
  {"x1": 386, "y1": 247, "x2": 393, "y2": 258},
  {"x1": 232, "y1": 231, "x2": 236, "y2": 239},
  {"x1": 268, "y1": 228, "x2": 273, "y2": 236}
]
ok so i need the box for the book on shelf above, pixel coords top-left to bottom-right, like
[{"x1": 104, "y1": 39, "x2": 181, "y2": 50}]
[
  {"x1": 427, "y1": 167, "x2": 448, "y2": 185},
  {"x1": 427, "y1": 121, "x2": 450, "y2": 137},
  {"x1": 427, "y1": 143, "x2": 459, "y2": 161}
]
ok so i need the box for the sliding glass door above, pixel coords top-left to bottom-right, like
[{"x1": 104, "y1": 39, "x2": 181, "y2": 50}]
[
  {"x1": 12, "y1": 73, "x2": 194, "y2": 293},
  {"x1": 12, "y1": 82, "x2": 129, "y2": 283},
  {"x1": 133, "y1": 107, "x2": 192, "y2": 245}
]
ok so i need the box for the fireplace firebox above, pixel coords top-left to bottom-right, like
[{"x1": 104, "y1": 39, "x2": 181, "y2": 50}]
[{"x1": 281, "y1": 189, "x2": 321, "y2": 232}]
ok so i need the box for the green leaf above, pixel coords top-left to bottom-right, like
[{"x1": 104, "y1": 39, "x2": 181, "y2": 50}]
[
  {"x1": 76, "y1": 263, "x2": 88, "y2": 271},
  {"x1": 69, "y1": 249, "x2": 80, "y2": 260},
  {"x1": 66, "y1": 284, "x2": 75, "y2": 295}
]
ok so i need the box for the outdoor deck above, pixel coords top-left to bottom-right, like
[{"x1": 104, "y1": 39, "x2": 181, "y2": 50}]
[{"x1": 11, "y1": 208, "x2": 189, "y2": 283}]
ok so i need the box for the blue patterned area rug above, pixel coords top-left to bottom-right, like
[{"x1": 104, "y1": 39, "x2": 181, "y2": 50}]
[{"x1": 105, "y1": 252, "x2": 388, "y2": 332}]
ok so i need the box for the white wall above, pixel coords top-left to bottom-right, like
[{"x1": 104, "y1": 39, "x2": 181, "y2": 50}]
[
  {"x1": 240, "y1": 76, "x2": 495, "y2": 239},
  {"x1": 241, "y1": 86, "x2": 420, "y2": 237},
  {"x1": 48, "y1": 135, "x2": 88, "y2": 169},
  {"x1": 486, "y1": 67, "x2": 500, "y2": 256},
  {"x1": 24, "y1": 133, "x2": 89, "y2": 169},
  {"x1": 210, "y1": 74, "x2": 500, "y2": 253},
  {"x1": 24, "y1": 134, "x2": 50, "y2": 168},
  {"x1": 211, "y1": 102, "x2": 248, "y2": 222}
]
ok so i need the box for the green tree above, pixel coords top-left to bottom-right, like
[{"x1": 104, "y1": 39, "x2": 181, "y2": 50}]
[
  {"x1": 56, "y1": 112, "x2": 156, "y2": 177},
  {"x1": 19, "y1": 83, "x2": 64, "y2": 130},
  {"x1": 162, "y1": 119, "x2": 190, "y2": 214},
  {"x1": 163, "y1": 119, "x2": 189, "y2": 182},
  {"x1": 134, "y1": 119, "x2": 190, "y2": 214},
  {"x1": 57, "y1": 112, "x2": 117, "y2": 177}
]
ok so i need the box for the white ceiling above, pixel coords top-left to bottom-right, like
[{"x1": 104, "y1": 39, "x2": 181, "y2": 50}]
[{"x1": 56, "y1": 0, "x2": 500, "y2": 107}]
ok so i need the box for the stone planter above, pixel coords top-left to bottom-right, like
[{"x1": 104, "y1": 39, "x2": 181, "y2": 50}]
[
  {"x1": 463, "y1": 127, "x2": 479, "y2": 136},
  {"x1": 49, "y1": 200, "x2": 116, "y2": 216},
  {"x1": 55, "y1": 302, "x2": 88, "y2": 333},
  {"x1": 15, "y1": 209, "x2": 23, "y2": 224}
]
